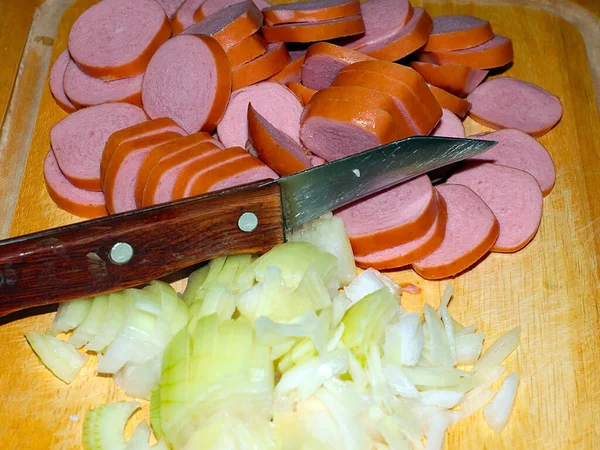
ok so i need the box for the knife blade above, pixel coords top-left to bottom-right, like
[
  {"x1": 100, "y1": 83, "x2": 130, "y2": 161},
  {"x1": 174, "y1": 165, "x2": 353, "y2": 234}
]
[{"x1": 0, "y1": 136, "x2": 494, "y2": 316}]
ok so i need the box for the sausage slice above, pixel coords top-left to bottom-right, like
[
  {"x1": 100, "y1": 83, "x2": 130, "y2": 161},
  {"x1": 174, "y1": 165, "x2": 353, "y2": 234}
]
[
  {"x1": 194, "y1": 0, "x2": 270, "y2": 21},
  {"x1": 232, "y1": 43, "x2": 291, "y2": 89},
  {"x1": 410, "y1": 61, "x2": 488, "y2": 97},
  {"x1": 354, "y1": 191, "x2": 448, "y2": 269},
  {"x1": 227, "y1": 32, "x2": 268, "y2": 69},
  {"x1": 423, "y1": 15, "x2": 494, "y2": 52},
  {"x1": 68, "y1": 0, "x2": 170, "y2": 80},
  {"x1": 419, "y1": 34, "x2": 514, "y2": 69},
  {"x1": 217, "y1": 81, "x2": 303, "y2": 148},
  {"x1": 431, "y1": 109, "x2": 465, "y2": 138},
  {"x1": 466, "y1": 77, "x2": 563, "y2": 137},
  {"x1": 142, "y1": 34, "x2": 231, "y2": 134},
  {"x1": 301, "y1": 42, "x2": 373, "y2": 90},
  {"x1": 268, "y1": 56, "x2": 304, "y2": 84},
  {"x1": 172, "y1": 0, "x2": 205, "y2": 35},
  {"x1": 50, "y1": 103, "x2": 147, "y2": 191},
  {"x1": 63, "y1": 60, "x2": 143, "y2": 108},
  {"x1": 335, "y1": 174, "x2": 438, "y2": 255},
  {"x1": 262, "y1": 15, "x2": 366, "y2": 43},
  {"x1": 44, "y1": 151, "x2": 108, "y2": 219},
  {"x1": 49, "y1": 50, "x2": 77, "y2": 113},
  {"x1": 183, "y1": 0, "x2": 263, "y2": 51},
  {"x1": 248, "y1": 104, "x2": 311, "y2": 176},
  {"x1": 104, "y1": 132, "x2": 182, "y2": 213},
  {"x1": 428, "y1": 84, "x2": 471, "y2": 118},
  {"x1": 447, "y1": 162, "x2": 543, "y2": 252},
  {"x1": 412, "y1": 184, "x2": 500, "y2": 279},
  {"x1": 101, "y1": 118, "x2": 186, "y2": 185},
  {"x1": 263, "y1": 0, "x2": 361, "y2": 26},
  {"x1": 468, "y1": 129, "x2": 556, "y2": 195},
  {"x1": 286, "y1": 82, "x2": 317, "y2": 105},
  {"x1": 357, "y1": 7, "x2": 433, "y2": 62}
]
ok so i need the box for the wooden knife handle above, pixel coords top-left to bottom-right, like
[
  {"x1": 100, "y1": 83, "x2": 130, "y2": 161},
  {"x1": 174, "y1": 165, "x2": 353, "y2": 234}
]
[{"x1": 0, "y1": 181, "x2": 284, "y2": 317}]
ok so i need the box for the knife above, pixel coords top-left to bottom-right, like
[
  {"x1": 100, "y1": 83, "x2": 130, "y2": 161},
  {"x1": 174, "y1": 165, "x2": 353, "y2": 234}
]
[{"x1": 0, "y1": 136, "x2": 494, "y2": 316}]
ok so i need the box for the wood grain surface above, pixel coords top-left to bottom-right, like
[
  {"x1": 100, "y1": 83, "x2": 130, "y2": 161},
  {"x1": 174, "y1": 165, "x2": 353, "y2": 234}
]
[{"x1": 0, "y1": 0, "x2": 599, "y2": 449}]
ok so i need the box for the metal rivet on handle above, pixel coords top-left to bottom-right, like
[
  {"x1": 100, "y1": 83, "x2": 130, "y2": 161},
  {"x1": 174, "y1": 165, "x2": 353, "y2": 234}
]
[
  {"x1": 238, "y1": 212, "x2": 258, "y2": 232},
  {"x1": 109, "y1": 242, "x2": 134, "y2": 264}
]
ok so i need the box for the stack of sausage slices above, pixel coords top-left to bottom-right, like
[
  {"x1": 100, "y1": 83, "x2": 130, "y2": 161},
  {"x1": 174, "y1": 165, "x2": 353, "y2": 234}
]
[{"x1": 46, "y1": 0, "x2": 562, "y2": 280}]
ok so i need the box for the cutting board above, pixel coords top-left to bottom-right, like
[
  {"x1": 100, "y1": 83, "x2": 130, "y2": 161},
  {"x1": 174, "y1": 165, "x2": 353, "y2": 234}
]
[{"x1": 0, "y1": 0, "x2": 599, "y2": 448}]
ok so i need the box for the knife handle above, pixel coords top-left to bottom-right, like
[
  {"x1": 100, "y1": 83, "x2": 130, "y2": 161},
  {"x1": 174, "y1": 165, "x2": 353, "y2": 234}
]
[{"x1": 0, "y1": 181, "x2": 284, "y2": 317}]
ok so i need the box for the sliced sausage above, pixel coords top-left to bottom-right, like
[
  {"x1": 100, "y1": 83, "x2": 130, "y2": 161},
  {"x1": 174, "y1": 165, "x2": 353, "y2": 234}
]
[
  {"x1": 172, "y1": 0, "x2": 205, "y2": 35},
  {"x1": 143, "y1": 141, "x2": 224, "y2": 206},
  {"x1": 268, "y1": 56, "x2": 305, "y2": 84},
  {"x1": 262, "y1": 15, "x2": 366, "y2": 43},
  {"x1": 248, "y1": 103, "x2": 311, "y2": 176},
  {"x1": 49, "y1": 50, "x2": 77, "y2": 113},
  {"x1": 187, "y1": 152, "x2": 279, "y2": 195},
  {"x1": 183, "y1": 0, "x2": 263, "y2": 51},
  {"x1": 342, "y1": 0, "x2": 413, "y2": 51},
  {"x1": 308, "y1": 85, "x2": 415, "y2": 138},
  {"x1": 423, "y1": 15, "x2": 494, "y2": 52},
  {"x1": 356, "y1": 7, "x2": 433, "y2": 62},
  {"x1": 335, "y1": 174, "x2": 438, "y2": 255},
  {"x1": 50, "y1": 103, "x2": 147, "y2": 191},
  {"x1": 104, "y1": 132, "x2": 182, "y2": 213},
  {"x1": 171, "y1": 146, "x2": 249, "y2": 199},
  {"x1": 101, "y1": 118, "x2": 186, "y2": 185},
  {"x1": 468, "y1": 129, "x2": 555, "y2": 195},
  {"x1": 63, "y1": 60, "x2": 143, "y2": 109},
  {"x1": 263, "y1": 0, "x2": 361, "y2": 26},
  {"x1": 300, "y1": 99, "x2": 404, "y2": 161},
  {"x1": 410, "y1": 61, "x2": 488, "y2": 97},
  {"x1": 286, "y1": 82, "x2": 317, "y2": 106},
  {"x1": 428, "y1": 84, "x2": 470, "y2": 118},
  {"x1": 232, "y1": 43, "x2": 291, "y2": 90},
  {"x1": 431, "y1": 109, "x2": 465, "y2": 138},
  {"x1": 142, "y1": 34, "x2": 231, "y2": 134},
  {"x1": 301, "y1": 42, "x2": 373, "y2": 90},
  {"x1": 135, "y1": 132, "x2": 221, "y2": 206},
  {"x1": 466, "y1": 77, "x2": 563, "y2": 137},
  {"x1": 227, "y1": 32, "x2": 268, "y2": 69},
  {"x1": 217, "y1": 81, "x2": 303, "y2": 148},
  {"x1": 194, "y1": 0, "x2": 270, "y2": 21},
  {"x1": 287, "y1": 44, "x2": 310, "y2": 61},
  {"x1": 419, "y1": 34, "x2": 514, "y2": 69},
  {"x1": 68, "y1": 0, "x2": 170, "y2": 80},
  {"x1": 354, "y1": 191, "x2": 448, "y2": 269},
  {"x1": 156, "y1": 0, "x2": 186, "y2": 19},
  {"x1": 447, "y1": 162, "x2": 543, "y2": 252},
  {"x1": 44, "y1": 150, "x2": 108, "y2": 218},
  {"x1": 333, "y1": 62, "x2": 442, "y2": 134},
  {"x1": 412, "y1": 184, "x2": 500, "y2": 279}
]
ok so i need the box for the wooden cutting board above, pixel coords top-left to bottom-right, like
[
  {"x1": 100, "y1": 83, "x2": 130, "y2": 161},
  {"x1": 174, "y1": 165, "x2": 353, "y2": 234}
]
[{"x1": 0, "y1": 0, "x2": 599, "y2": 448}]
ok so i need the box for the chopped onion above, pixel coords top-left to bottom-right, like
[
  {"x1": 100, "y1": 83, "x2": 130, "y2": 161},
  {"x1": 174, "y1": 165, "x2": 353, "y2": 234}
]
[
  {"x1": 484, "y1": 373, "x2": 519, "y2": 433},
  {"x1": 377, "y1": 415, "x2": 412, "y2": 450},
  {"x1": 125, "y1": 420, "x2": 151, "y2": 450},
  {"x1": 344, "y1": 268, "x2": 401, "y2": 305},
  {"x1": 383, "y1": 366, "x2": 419, "y2": 398},
  {"x1": 438, "y1": 305, "x2": 457, "y2": 363},
  {"x1": 69, "y1": 294, "x2": 109, "y2": 348},
  {"x1": 47, "y1": 298, "x2": 92, "y2": 335},
  {"x1": 383, "y1": 312, "x2": 424, "y2": 367},
  {"x1": 85, "y1": 291, "x2": 129, "y2": 352},
  {"x1": 419, "y1": 390, "x2": 464, "y2": 409},
  {"x1": 424, "y1": 412, "x2": 451, "y2": 450},
  {"x1": 331, "y1": 293, "x2": 351, "y2": 328},
  {"x1": 473, "y1": 327, "x2": 521, "y2": 378},
  {"x1": 423, "y1": 304, "x2": 454, "y2": 367},
  {"x1": 25, "y1": 332, "x2": 88, "y2": 383},
  {"x1": 456, "y1": 385, "x2": 496, "y2": 419},
  {"x1": 455, "y1": 332, "x2": 485, "y2": 365},
  {"x1": 82, "y1": 401, "x2": 140, "y2": 450}
]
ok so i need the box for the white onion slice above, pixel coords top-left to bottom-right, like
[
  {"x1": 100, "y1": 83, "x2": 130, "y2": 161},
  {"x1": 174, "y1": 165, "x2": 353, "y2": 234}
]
[{"x1": 484, "y1": 373, "x2": 519, "y2": 433}]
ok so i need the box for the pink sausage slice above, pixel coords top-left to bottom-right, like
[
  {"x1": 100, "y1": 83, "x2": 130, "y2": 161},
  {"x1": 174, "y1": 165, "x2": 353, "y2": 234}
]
[
  {"x1": 335, "y1": 174, "x2": 438, "y2": 255},
  {"x1": 342, "y1": 0, "x2": 412, "y2": 51},
  {"x1": 431, "y1": 109, "x2": 465, "y2": 138},
  {"x1": 467, "y1": 77, "x2": 563, "y2": 137},
  {"x1": 263, "y1": 0, "x2": 361, "y2": 26},
  {"x1": 446, "y1": 162, "x2": 543, "y2": 252},
  {"x1": 142, "y1": 34, "x2": 231, "y2": 134},
  {"x1": 68, "y1": 0, "x2": 170, "y2": 80},
  {"x1": 44, "y1": 151, "x2": 107, "y2": 219},
  {"x1": 63, "y1": 60, "x2": 143, "y2": 108},
  {"x1": 195, "y1": 0, "x2": 270, "y2": 22},
  {"x1": 50, "y1": 102, "x2": 147, "y2": 191},
  {"x1": 217, "y1": 81, "x2": 303, "y2": 148},
  {"x1": 172, "y1": 0, "x2": 205, "y2": 35},
  {"x1": 468, "y1": 128, "x2": 556, "y2": 195},
  {"x1": 412, "y1": 184, "x2": 500, "y2": 279},
  {"x1": 354, "y1": 191, "x2": 448, "y2": 269},
  {"x1": 49, "y1": 49, "x2": 76, "y2": 113}
]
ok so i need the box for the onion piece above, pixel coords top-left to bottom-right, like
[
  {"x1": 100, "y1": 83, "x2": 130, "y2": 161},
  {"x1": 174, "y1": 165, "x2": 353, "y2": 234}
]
[
  {"x1": 82, "y1": 401, "x2": 140, "y2": 450},
  {"x1": 344, "y1": 268, "x2": 401, "y2": 305},
  {"x1": 455, "y1": 332, "x2": 485, "y2": 365},
  {"x1": 69, "y1": 294, "x2": 109, "y2": 348},
  {"x1": 419, "y1": 390, "x2": 464, "y2": 409},
  {"x1": 125, "y1": 420, "x2": 151, "y2": 450},
  {"x1": 425, "y1": 412, "x2": 451, "y2": 450},
  {"x1": 377, "y1": 415, "x2": 412, "y2": 449},
  {"x1": 473, "y1": 327, "x2": 521, "y2": 377},
  {"x1": 25, "y1": 332, "x2": 88, "y2": 383},
  {"x1": 456, "y1": 385, "x2": 496, "y2": 419},
  {"x1": 47, "y1": 298, "x2": 92, "y2": 335},
  {"x1": 484, "y1": 373, "x2": 519, "y2": 433},
  {"x1": 423, "y1": 304, "x2": 454, "y2": 367},
  {"x1": 384, "y1": 312, "x2": 424, "y2": 367},
  {"x1": 85, "y1": 291, "x2": 130, "y2": 352},
  {"x1": 383, "y1": 366, "x2": 419, "y2": 398}
]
